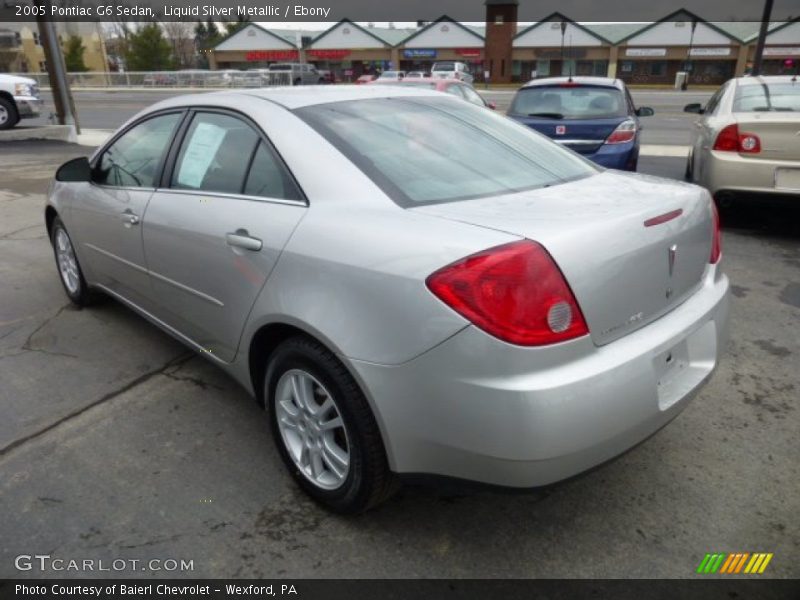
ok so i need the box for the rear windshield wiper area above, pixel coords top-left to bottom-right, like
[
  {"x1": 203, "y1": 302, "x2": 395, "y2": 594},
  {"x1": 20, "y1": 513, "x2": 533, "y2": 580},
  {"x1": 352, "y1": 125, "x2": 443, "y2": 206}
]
[{"x1": 527, "y1": 112, "x2": 564, "y2": 119}]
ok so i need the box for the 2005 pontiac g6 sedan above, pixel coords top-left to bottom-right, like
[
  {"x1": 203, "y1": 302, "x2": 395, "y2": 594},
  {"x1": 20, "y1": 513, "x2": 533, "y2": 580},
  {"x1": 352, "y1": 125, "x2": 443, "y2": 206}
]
[{"x1": 47, "y1": 86, "x2": 730, "y2": 513}]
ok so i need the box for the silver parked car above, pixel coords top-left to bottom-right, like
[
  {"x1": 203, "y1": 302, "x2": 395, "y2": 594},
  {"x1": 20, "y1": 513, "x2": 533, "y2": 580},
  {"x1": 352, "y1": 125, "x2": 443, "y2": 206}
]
[
  {"x1": 47, "y1": 86, "x2": 730, "y2": 513},
  {"x1": 684, "y1": 75, "x2": 800, "y2": 200}
]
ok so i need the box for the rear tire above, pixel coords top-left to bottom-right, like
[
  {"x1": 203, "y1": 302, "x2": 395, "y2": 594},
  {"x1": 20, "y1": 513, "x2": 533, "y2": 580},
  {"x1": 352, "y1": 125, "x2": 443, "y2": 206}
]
[
  {"x1": 293, "y1": 78, "x2": 301, "y2": 86},
  {"x1": 0, "y1": 97, "x2": 19, "y2": 130},
  {"x1": 265, "y1": 336, "x2": 398, "y2": 513},
  {"x1": 50, "y1": 216, "x2": 96, "y2": 307}
]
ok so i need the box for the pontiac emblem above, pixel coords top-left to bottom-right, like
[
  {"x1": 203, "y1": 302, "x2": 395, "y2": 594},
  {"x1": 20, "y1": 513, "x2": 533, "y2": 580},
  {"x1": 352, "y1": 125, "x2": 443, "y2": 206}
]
[{"x1": 668, "y1": 244, "x2": 677, "y2": 277}]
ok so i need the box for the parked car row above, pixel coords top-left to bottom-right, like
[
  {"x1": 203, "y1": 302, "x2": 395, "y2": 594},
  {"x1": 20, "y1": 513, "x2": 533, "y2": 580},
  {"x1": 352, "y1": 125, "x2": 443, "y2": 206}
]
[{"x1": 371, "y1": 76, "x2": 496, "y2": 110}]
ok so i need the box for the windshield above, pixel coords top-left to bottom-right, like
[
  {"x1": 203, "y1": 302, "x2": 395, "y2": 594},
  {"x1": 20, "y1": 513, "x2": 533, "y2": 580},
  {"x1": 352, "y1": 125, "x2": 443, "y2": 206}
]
[
  {"x1": 295, "y1": 97, "x2": 596, "y2": 206},
  {"x1": 510, "y1": 85, "x2": 628, "y2": 119},
  {"x1": 733, "y1": 82, "x2": 800, "y2": 112}
]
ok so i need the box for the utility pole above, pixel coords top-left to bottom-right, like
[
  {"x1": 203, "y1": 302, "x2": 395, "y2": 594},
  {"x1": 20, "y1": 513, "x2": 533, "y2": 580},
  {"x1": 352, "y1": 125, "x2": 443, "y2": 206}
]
[
  {"x1": 681, "y1": 19, "x2": 698, "y2": 91},
  {"x1": 560, "y1": 21, "x2": 567, "y2": 76},
  {"x1": 752, "y1": 0, "x2": 774, "y2": 76},
  {"x1": 35, "y1": 0, "x2": 80, "y2": 134}
]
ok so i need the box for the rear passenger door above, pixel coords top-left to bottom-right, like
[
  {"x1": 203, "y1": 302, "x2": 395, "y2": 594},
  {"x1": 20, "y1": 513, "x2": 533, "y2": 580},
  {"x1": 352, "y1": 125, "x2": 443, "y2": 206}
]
[{"x1": 142, "y1": 109, "x2": 307, "y2": 362}]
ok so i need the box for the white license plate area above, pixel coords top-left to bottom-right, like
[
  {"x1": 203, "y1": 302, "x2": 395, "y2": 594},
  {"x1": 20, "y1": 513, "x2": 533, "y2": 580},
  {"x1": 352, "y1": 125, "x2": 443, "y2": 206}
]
[{"x1": 775, "y1": 168, "x2": 800, "y2": 191}]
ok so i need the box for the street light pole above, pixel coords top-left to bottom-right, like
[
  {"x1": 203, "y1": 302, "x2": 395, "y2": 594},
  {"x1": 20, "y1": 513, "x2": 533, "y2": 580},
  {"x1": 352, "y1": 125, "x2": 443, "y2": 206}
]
[
  {"x1": 752, "y1": 0, "x2": 774, "y2": 76},
  {"x1": 34, "y1": 0, "x2": 80, "y2": 134},
  {"x1": 560, "y1": 21, "x2": 567, "y2": 76},
  {"x1": 682, "y1": 19, "x2": 698, "y2": 91}
]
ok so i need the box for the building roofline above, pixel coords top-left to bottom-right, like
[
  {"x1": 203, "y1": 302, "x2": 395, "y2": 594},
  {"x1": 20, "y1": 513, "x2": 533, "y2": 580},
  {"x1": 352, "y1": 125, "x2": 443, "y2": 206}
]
[
  {"x1": 397, "y1": 15, "x2": 484, "y2": 47},
  {"x1": 214, "y1": 23, "x2": 298, "y2": 51},
  {"x1": 616, "y1": 8, "x2": 745, "y2": 44},
  {"x1": 514, "y1": 12, "x2": 614, "y2": 45},
  {"x1": 308, "y1": 18, "x2": 391, "y2": 48}
]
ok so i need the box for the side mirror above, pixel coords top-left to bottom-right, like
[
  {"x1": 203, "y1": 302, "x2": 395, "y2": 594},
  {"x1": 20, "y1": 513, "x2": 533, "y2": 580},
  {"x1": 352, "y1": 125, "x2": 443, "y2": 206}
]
[
  {"x1": 487, "y1": 100, "x2": 497, "y2": 110},
  {"x1": 636, "y1": 106, "x2": 654, "y2": 117},
  {"x1": 55, "y1": 156, "x2": 91, "y2": 183},
  {"x1": 684, "y1": 103, "x2": 704, "y2": 114}
]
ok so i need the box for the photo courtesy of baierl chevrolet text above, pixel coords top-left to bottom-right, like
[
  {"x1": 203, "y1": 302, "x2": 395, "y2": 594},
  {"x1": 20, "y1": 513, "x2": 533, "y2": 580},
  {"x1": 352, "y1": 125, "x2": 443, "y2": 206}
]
[{"x1": 0, "y1": 0, "x2": 798, "y2": 598}]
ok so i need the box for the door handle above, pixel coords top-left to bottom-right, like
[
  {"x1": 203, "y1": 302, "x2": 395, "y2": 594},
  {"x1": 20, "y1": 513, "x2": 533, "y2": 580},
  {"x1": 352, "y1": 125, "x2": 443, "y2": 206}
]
[
  {"x1": 121, "y1": 210, "x2": 140, "y2": 226},
  {"x1": 226, "y1": 230, "x2": 262, "y2": 251}
]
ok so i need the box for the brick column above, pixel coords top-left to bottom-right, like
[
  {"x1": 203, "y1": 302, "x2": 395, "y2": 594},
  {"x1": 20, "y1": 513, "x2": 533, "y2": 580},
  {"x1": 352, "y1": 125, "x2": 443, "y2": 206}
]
[{"x1": 484, "y1": 0, "x2": 518, "y2": 84}]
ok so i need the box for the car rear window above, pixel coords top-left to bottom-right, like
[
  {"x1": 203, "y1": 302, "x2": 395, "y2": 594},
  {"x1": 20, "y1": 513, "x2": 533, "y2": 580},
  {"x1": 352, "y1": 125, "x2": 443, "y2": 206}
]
[
  {"x1": 733, "y1": 82, "x2": 800, "y2": 112},
  {"x1": 295, "y1": 97, "x2": 596, "y2": 206},
  {"x1": 509, "y1": 85, "x2": 628, "y2": 119}
]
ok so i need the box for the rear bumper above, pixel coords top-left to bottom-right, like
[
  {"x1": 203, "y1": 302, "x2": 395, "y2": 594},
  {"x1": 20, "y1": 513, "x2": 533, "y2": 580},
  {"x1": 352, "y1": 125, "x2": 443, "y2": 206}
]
[
  {"x1": 14, "y1": 95, "x2": 42, "y2": 119},
  {"x1": 587, "y1": 140, "x2": 638, "y2": 170},
  {"x1": 351, "y1": 264, "x2": 730, "y2": 488},
  {"x1": 702, "y1": 150, "x2": 800, "y2": 197}
]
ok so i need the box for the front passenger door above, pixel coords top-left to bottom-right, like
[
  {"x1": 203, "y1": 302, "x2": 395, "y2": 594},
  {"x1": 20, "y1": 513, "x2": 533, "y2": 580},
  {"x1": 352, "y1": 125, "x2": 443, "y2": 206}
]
[
  {"x1": 142, "y1": 110, "x2": 307, "y2": 362},
  {"x1": 71, "y1": 112, "x2": 183, "y2": 309}
]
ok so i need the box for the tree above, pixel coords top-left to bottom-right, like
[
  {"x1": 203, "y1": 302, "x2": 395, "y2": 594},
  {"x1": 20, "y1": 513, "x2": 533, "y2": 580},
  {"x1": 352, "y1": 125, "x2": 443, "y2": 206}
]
[
  {"x1": 64, "y1": 35, "x2": 88, "y2": 72},
  {"x1": 161, "y1": 21, "x2": 194, "y2": 68},
  {"x1": 223, "y1": 16, "x2": 250, "y2": 36},
  {"x1": 124, "y1": 23, "x2": 174, "y2": 71}
]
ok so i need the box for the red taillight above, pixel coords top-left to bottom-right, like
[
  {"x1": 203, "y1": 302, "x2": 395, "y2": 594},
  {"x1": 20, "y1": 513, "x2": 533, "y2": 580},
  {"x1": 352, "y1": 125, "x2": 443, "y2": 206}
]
[
  {"x1": 605, "y1": 120, "x2": 637, "y2": 145},
  {"x1": 710, "y1": 202, "x2": 722, "y2": 264},
  {"x1": 712, "y1": 124, "x2": 761, "y2": 154},
  {"x1": 426, "y1": 240, "x2": 589, "y2": 346}
]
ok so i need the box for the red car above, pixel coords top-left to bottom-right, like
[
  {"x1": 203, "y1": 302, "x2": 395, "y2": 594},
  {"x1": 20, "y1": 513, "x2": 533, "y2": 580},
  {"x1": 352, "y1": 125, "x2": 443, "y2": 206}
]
[{"x1": 371, "y1": 77, "x2": 495, "y2": 109}]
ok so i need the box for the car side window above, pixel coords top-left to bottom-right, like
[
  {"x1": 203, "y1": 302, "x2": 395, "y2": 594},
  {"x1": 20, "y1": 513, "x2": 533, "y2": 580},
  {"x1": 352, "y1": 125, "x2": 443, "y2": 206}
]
[
  {"x1": 172, "y1": 112, "x2": 259, "y2": 195},
  {"x1": 93, "y1": 113, "x2": 181, "y2": 188},
  {"x1": 705, "y1": 84, "x2": 727, "y2": 116},
  {"x1": 461, "y1": 85, "x2": 486, "y2": 107},
  {"x1": 243, "y1": 142, "x2": 304, "y2": 201}
]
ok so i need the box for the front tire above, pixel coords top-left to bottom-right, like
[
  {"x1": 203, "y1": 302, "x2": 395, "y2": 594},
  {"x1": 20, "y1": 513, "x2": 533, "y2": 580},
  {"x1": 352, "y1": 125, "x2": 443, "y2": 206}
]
[
  {"x1": 50, "y1": 216, "x2": 94, "y2": 306},
  {"x1": 265, "y1": 336, "x2": 397, "y2": 513},
  {"x1": 0, "y1": 97, "x2": 19, "y2": 130}
]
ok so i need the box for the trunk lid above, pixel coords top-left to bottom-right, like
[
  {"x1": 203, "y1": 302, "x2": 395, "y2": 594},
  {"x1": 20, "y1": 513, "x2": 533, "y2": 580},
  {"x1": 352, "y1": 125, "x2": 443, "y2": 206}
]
[
  {"x1": 734, "y1": 112, "x2": 800, "y2": 162},
  {"x1": 514, "y1": 116, "x2": 625, "y2": 155},
  {"x1": 413, "y1": 171, "x2": 713, "y2": 346}
]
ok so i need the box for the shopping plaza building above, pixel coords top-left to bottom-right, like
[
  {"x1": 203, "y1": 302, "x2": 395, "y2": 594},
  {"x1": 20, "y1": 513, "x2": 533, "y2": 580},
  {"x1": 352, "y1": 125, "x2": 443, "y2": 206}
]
[{"x1": 210, "y1": 4, "x2": 800, "y2": 85}]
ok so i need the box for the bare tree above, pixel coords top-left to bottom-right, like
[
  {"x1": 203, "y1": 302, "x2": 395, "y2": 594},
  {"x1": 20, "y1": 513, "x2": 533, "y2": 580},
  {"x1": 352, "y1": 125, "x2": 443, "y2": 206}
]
[{"x1": 161, "y1": 21, "x2": 195, "y2": 69}]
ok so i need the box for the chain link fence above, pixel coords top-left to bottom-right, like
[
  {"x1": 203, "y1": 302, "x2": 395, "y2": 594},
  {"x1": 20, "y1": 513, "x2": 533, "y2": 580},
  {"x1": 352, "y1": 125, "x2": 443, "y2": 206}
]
[{"x1": 8, "y1": 71, "x2": 295, "y2": 88}]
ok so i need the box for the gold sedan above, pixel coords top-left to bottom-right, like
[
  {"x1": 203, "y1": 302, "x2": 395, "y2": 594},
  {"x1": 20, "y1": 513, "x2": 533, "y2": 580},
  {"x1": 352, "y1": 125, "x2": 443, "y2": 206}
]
[{"x1": 684, "y1": 75, "x2": 800, "y2": 201}]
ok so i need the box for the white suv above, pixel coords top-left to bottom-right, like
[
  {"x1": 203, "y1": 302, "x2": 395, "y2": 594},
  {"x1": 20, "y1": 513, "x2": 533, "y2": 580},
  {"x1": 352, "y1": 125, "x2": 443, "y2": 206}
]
[
  {"x1": 0, "y1": 73, "x2": 43, "y2": 130},
  {"x1": 431, "y1": 61, "x2": 473, "y2": 84}
]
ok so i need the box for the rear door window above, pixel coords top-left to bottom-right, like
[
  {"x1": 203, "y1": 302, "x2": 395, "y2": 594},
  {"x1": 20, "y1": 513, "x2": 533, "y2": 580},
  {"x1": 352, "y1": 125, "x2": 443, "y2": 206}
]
[{"x1": 172, "y1": 112, "x2": 259, "y2": 195}]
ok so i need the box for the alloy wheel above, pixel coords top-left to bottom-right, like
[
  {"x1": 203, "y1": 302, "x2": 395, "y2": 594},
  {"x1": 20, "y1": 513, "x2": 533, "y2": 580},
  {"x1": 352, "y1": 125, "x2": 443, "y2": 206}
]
[
  {"x1": 55, "y1": 227, "x2": 80, "y2": 294},
  {"x1": 275, "y1": 369, "x2": 350, "y2": 490}
]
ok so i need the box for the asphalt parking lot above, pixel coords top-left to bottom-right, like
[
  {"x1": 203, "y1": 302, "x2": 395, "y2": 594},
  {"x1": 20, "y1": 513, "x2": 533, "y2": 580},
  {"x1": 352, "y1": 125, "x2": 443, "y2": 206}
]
[{"x1": 0, "y1": 137, "x2": 798, "y2": 579}]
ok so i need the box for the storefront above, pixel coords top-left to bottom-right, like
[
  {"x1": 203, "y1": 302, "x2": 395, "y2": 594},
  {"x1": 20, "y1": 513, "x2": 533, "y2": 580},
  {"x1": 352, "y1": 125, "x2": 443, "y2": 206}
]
[
  {"x1": 211, "y1": 24, "x2": 299, "y2": 69},
  {"x1": 616, "y1": 12, "x2": 739, "y2": 85},
  {"x1": 397, "y1": 18, "x2": 485, "y2": 78},
  {"x1": 305, "y1": 20, "x2": 396, "y2": 81},
  {"x1": 512, "y1": 16, "x2": 612, "y2": 83},
  {"x1": 745, "y1": 20, "x2": 800, "y2": 76}
]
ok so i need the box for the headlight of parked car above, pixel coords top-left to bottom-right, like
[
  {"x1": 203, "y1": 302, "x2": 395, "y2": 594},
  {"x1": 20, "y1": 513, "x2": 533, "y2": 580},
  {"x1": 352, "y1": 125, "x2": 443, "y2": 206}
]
[{"x1": 14, "y1": 83, "x2": 34, "y2": 97}]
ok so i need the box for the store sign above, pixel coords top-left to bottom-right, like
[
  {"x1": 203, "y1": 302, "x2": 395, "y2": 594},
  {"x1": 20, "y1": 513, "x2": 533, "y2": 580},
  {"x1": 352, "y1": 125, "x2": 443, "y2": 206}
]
[
  {"x1": 689, "y1": 47, "x2": 731, "y2": 56},
  {"x1": 625, "y1": 48, "x2": 667, "y2": 57},
  {"x1": 455, "y1": 48, "x2": 482, "y2": 58},
  {"x1": 308, "y1": 49, "x2": 351, "y2": 59},
  {"x1": 764, "y1": 47, "x2": 800, "y2": 56},
  {"x1": 246, "y1": 50, "x2": 299, "y2": 62},
  {"x1": 403, "y1": 49, "x2": 437, "y2": 58}
]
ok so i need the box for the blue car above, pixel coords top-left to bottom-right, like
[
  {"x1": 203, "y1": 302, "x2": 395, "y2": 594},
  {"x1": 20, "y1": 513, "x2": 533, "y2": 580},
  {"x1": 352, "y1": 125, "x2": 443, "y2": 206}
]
[{"x1": 507, "y1": 77, "x2": 654, "y2": 171}]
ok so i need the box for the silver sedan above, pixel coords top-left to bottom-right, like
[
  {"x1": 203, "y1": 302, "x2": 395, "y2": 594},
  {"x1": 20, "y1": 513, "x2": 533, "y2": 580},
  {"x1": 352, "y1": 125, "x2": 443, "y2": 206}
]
[{"x1": 46, "y1": 86, "x2": 730, "y2": 513}]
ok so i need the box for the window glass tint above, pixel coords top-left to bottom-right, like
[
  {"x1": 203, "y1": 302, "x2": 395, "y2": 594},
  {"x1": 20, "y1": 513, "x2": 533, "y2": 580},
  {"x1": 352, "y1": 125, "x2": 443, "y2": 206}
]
[
  {"x1": 173, "y1": 113, "x2": 259, "y2": 194},
  {"x1": 296, "y1": 97, "x2": 595, "y2": 206},
  {"x1": 509, "y1": 85, "x2": 628, "y2": 119},
  {"x1": 733, "y1": 82, "x2": 800, "y2": 112},
  {"x1": 94, "y1": 113, "x2": 180, "y2": 187},
  {"x1": 244, "y1": 142, "x2": 303, "y2": 200}
]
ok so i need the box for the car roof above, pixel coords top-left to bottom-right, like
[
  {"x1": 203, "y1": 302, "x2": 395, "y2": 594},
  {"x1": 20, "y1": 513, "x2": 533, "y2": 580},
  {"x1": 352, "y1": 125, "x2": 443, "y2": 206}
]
[
  {"x1": 735, "y1": 75, "x2": 799, "y2": 86},
  {"x1": 148, "y1": 85, "x2": 446, "y2": 111},
  {"x1": 521, "y1": 76, "x2": 623, "y2": 90}
]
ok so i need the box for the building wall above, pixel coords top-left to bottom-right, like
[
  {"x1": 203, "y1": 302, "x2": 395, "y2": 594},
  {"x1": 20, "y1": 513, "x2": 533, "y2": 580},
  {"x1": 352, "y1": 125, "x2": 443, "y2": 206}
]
[
  {"x1": 0, "y1": 23, "x2": 107, "y2": 73},
  {"x1": 485, "y1": 4, "x2": 517, "y2": 83},
  {"x1": 625, "y1": 21, "x2": 733, "y2": 46}
]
